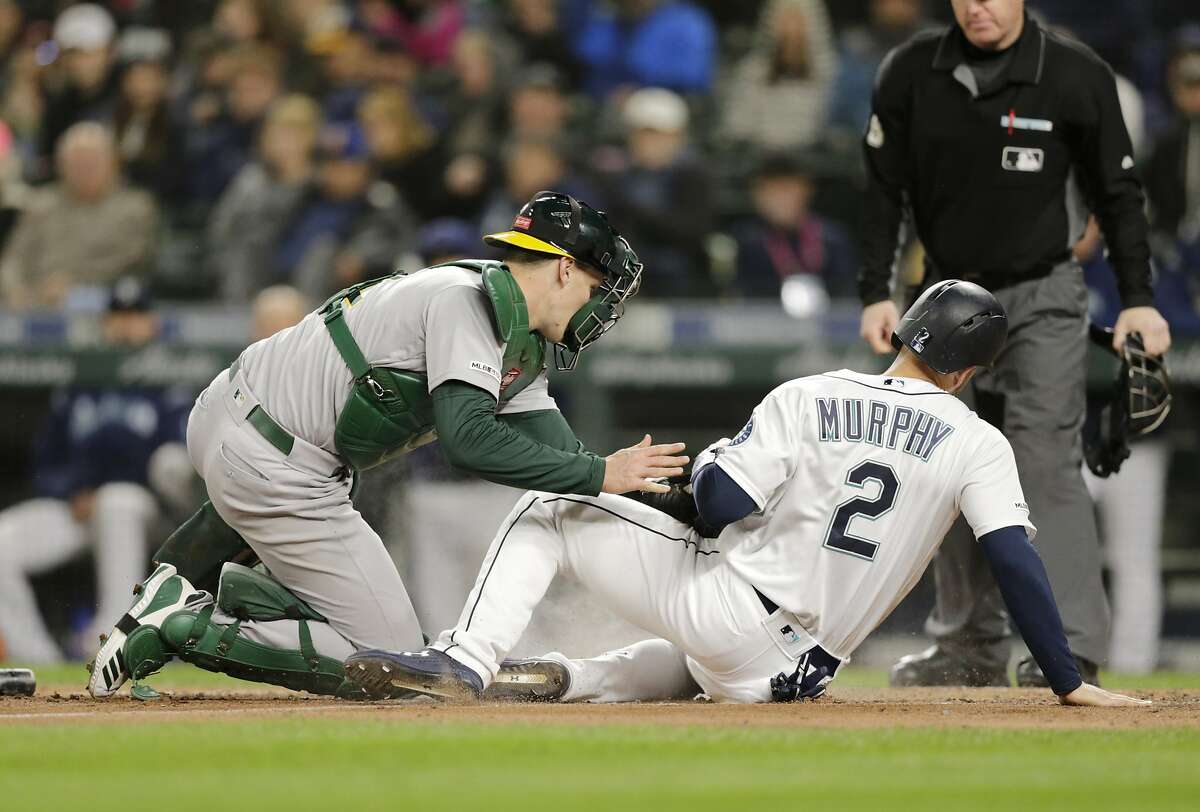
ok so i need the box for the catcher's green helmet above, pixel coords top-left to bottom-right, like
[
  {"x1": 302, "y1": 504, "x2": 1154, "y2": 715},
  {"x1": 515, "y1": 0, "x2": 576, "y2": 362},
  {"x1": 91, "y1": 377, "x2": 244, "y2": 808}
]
[{"x1": 485, "y1": 191, "x2": 643, "y2": 370}]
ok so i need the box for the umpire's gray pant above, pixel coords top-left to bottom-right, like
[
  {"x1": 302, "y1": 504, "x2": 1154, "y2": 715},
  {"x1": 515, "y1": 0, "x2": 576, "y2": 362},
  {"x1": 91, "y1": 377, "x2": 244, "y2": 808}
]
[{"x1": 926, "y1": 263, "x2": 1110, "y2": 666}]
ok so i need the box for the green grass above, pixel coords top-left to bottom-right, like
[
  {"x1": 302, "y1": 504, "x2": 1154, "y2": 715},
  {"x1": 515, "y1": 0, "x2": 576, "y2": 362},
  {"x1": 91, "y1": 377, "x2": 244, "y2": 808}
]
[
  {"x1": 2, "y1": 719, "x2": 1198, "y2": 811},
  {"x1": 14, "y1": 662, "x2": 1200, "y2": 692}
]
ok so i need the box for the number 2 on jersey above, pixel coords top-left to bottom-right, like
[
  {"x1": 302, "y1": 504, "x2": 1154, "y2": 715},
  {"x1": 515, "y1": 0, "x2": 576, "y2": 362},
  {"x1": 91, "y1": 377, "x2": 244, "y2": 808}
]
[{"x1": 823, "y1": 461, "x2": 900, "y2": 561}]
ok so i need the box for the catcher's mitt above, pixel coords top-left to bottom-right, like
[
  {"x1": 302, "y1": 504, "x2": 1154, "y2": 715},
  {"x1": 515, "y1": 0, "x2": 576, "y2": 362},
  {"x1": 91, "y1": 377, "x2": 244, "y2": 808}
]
[
  {"x1": 624, "y1": 476, "x2": 724, "y2": 538},
  {"x1": 1083, "y1": 326, "x2": 1172, "y2": 477}
]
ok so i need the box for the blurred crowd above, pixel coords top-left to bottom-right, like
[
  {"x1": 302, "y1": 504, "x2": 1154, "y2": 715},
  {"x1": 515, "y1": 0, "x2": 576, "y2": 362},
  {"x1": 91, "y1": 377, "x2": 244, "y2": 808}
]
[{"x1": 0, "y1": 0, "x2": 1194, "y2": 318}]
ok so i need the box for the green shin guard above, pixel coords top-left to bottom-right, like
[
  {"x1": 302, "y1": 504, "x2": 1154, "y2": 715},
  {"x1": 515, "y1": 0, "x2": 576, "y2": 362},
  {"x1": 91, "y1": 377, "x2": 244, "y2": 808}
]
[
  {"x1": 153, "y1": 502, "x2": 257, "y2": 594},
  {"x1": 157, "y1": 607, "x2": 347, "y2": 695},
  {"x1": 149, "y1": 564, "x2": 349, "y2": 696}
]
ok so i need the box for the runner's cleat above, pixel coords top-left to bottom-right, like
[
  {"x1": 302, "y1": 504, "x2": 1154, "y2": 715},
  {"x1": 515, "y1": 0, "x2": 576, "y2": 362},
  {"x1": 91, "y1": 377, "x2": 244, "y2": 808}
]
[
  {"x1": 484, "y1": 658, "x2": 571, "y2": 702},
  {"x1": 345, "y1": 648, "x2": 484, "y2": 701}
]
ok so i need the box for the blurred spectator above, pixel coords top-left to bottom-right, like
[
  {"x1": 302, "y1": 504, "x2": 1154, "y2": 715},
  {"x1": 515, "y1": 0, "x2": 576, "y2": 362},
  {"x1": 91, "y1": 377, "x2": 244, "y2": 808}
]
[
  {"x1": 38, "y1": 4, "x2": 119, "y2": 175},
  {"x1": 417, "y1": 217, "x2": 476, "y2": 265},
  {"x1": 314, "y1": 29, "x2": 374, "y2": 125},
  {"x1": 0, "y1": 121, "x2": 25, "y2": 252},
  {"x1": 1, "y1": 123, "x2": 157, "y2": 310},
  {"x1": 591, "y1": 87, "x2": 714, "y2": 296},
  {"x1": 721, "y1": 0, "x2": 836, "y2": 152},
  {"x1": 181, "y1": 43, "x2": 283, "y2": 216},
  {"x1": 113, "y1": 28, "x2": 180, "y2": 201},
  {"x1": 573, "y1": 0, "x2": 717, "y2": 98},
  {"x1": 357, "y1": 0, "x2": 466, "y2": 68},
  {"x1": 359, "y1": 84, "x2": 478, "y2": 221},
  {"x1": 275, "y1": 122, "x2": 415, "y2": 299},
  {"x1": 214, "y1": 0, "x2": 294, "y2": 51},
  {"x1": 729, "y1": 152, "x2": 856, "y2": 300},
  {"x1": 1145, "y1": 27, "x2": 1200, "y2": 244},
  {"x1": 208, "y1": 94, "x2": 322, "y2": 302},
  {"x1": 507, "y1": 64, "x2": 573, "y2": 143},
  {"x1": 831, "y1": 0, "x2": 929, "y2": 131},
  {"x1": 252, "y1": 284, "x2": 311, "y2": 340},
  {"x1": 0, "y1": 21, "x2": 44, "y2": 168},
  {"x1": 501, "y1": 0, "x2": 584, "y2": 89},
  {"x1": 479, "y1": 136, "x2": 591, "y2": 238},
  {"x1": 0, "y1": 278, "x2": 194, "y2": 662},
  {"x1": 441, "y1": 30, "x2": 509, "y2": 158}
]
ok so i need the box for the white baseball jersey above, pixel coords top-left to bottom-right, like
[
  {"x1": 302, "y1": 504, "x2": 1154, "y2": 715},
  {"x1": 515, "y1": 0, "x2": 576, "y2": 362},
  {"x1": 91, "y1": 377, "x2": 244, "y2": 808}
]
[{"x1": 714, "y1": 369, "x2": 1035, "y2": 659}]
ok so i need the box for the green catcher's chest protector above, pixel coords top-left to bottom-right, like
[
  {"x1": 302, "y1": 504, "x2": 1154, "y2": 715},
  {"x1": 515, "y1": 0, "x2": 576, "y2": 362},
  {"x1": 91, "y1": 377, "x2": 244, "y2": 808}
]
[{"x1": 324, "y1": 261, "x2": 547, "y2": 470}]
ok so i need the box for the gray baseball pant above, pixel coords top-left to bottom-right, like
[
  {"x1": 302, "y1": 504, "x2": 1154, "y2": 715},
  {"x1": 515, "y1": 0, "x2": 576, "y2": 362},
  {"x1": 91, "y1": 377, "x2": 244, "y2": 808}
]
[
  {"x1": 925, "y1": 262, "x2": 1110, "y2": 666},
  {"x1": 185, "y1": 366, "x2": 424, "y2": 660}
]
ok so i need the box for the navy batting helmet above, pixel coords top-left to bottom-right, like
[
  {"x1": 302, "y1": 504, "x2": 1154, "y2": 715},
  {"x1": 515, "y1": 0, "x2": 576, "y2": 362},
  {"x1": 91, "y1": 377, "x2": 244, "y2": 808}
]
[{"x1": 890, "y1": 280, "x2": 1008, "y2": 373}]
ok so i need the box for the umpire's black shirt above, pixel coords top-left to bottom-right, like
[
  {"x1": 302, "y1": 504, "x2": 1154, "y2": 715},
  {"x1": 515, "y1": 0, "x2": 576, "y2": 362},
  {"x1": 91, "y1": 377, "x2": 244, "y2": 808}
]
[{"x1": 859, "y1": 15, "x2": 1154, "y2": 308}]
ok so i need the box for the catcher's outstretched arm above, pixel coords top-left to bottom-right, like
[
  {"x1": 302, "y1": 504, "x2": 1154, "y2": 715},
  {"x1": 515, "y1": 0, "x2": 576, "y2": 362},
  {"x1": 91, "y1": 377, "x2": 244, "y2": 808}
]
[{"x1": 433, "y1": 381, "x2": 605, "y2": 495}]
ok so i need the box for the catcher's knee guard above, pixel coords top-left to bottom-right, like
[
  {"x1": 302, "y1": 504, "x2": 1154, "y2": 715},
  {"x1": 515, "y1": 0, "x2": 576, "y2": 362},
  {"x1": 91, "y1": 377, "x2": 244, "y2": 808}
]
[
  {"x1": 151, "y1": 563, "x2": 348, "y2": 696},
  {"x1": 153, "y1": 501, "x2": 257, "y2": 594}
]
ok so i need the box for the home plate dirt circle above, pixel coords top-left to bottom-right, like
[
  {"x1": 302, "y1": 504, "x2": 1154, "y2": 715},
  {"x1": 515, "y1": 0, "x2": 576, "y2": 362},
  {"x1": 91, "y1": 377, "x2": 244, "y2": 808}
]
[{"x1": 2, "y1": 684, "x2": 1196, "y2": 729}]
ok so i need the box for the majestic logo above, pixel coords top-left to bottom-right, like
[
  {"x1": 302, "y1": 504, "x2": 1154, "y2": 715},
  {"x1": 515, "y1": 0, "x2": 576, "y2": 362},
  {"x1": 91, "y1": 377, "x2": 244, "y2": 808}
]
[
  {"x1": 910, "y1": 327, "x2": 931, "y2": 353},
  {"x1": 1001, "y1": 146, "x2": 1044, "y2": 172},
  {"x1": 549, "y1": 209, "x2": 573, "y2": 229},
  {"x1": 513, "y1": 215, "x2": 532, "y2": 230}
]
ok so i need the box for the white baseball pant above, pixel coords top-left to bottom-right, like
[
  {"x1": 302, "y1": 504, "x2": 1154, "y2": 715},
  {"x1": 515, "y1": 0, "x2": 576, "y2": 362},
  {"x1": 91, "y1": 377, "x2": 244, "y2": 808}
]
[{"x1": 431, "y1": 491, "x2": 833, "y2": 703}]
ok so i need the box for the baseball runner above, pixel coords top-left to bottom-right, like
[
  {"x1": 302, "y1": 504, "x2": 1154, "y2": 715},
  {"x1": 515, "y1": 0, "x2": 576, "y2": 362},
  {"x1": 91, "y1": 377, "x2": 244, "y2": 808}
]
[
  {"x1": 346, "y1": 281, "x2": 1147, "y2": 708},
  {"x1": 86, "y1": 191, "x2": 688, "y2": 699}
]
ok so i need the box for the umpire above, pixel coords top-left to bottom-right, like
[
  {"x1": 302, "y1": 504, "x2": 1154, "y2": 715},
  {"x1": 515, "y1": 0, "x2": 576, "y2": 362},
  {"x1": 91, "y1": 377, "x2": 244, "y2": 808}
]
[{"x1": 858, "y1": 0, "x2": 1171, "y2": 687}]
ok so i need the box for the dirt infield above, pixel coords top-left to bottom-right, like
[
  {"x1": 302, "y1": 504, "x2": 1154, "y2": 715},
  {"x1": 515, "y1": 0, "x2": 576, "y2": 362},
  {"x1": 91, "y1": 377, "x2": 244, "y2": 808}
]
[{"x1": 3, "y1": 684, "x2": 1197, "y2": 729}]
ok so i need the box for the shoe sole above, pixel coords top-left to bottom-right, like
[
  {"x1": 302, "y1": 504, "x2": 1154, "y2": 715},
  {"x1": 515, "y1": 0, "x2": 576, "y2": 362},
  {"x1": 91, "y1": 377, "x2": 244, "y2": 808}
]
[
  {"x1": 86, "y1": 564, "x2": 181, "y2": 698},
  {"x1": 345, "y1": 655, "x2": 480, "y2": 702},
  {"x1": 484, "y1": 659, "x2": 569, "y2": 702}
]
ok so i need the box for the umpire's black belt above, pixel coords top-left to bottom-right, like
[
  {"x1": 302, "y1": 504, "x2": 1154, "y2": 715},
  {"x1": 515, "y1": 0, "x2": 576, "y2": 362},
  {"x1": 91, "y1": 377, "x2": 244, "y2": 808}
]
[
  {"x1": 931, "y1": 250, "x2": 1072, "y2": 292},
  {"x1": 229, "y1": 357, "x2": 295, "y2": 457}
]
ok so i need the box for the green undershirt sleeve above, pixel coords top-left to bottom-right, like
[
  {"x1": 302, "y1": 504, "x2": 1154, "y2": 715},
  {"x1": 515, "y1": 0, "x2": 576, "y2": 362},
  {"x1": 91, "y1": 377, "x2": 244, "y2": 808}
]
[
  {"x1": 432, "y1": 381, "x2": 605, "y2": 496},
  {"x1": 497, "y1": 408, "x2": 585, "y2": 453}
]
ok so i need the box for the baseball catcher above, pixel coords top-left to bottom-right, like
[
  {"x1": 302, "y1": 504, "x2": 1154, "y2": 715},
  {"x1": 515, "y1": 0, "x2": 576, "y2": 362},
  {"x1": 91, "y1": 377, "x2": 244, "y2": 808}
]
[{"x1": 86, "y1": 191, "x2": 688, "y2": 699}]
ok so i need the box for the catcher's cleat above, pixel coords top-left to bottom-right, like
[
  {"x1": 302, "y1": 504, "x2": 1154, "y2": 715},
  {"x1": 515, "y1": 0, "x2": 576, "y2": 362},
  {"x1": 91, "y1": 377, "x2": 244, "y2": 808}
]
[
  {"x1": 889, "y1": 645, "x2": 1009, "y2": 688},
  {"x1": 86, "y1": 564, "x2": 205, "y2": 698},
  {"x1": 1015, "y1": 654, "x2": 1099, "y2": 689},
  {"x1": 484, "y1": 657, "x2": 570, "y2": 702},
  {"x1": 345, "y1": 648, "x2": 484, "y2": 701}
]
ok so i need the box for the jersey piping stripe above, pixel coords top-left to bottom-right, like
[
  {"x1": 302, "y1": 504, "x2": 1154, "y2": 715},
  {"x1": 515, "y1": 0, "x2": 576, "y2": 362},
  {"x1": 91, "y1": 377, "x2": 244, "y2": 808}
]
[
  {"x1": 542, "y1": 497, "x2": 719, "y2": 555},
  {"x1": 462, "y1": 497, "x2": 540, "y2": 632},
  {"x1": 819, "y1": 373, "x2": 954, "y2": 397}
]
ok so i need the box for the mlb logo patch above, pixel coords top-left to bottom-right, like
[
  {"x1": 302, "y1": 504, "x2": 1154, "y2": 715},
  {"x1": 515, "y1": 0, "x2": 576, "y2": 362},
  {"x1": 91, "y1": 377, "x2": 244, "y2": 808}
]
[
  {"x1": 1001, "y1": 146, "x2": 1044, "y2": 173},
  {"x1": 513, "y1": 215, "x2": 532, "y2": 229}
]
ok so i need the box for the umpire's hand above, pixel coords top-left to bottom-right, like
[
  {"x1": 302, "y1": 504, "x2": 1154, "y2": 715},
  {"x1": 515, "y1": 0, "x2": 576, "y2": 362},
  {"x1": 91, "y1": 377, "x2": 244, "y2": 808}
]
[
  {"x1": 1113, "y1": 306, "x2": 1171, "y2": 356},
  {"x1": 860, "y1": 300, "x2": 901, "y2": 354},
  {"x1": 603, "y1": 435, "x2": 689, "y2": 495}
]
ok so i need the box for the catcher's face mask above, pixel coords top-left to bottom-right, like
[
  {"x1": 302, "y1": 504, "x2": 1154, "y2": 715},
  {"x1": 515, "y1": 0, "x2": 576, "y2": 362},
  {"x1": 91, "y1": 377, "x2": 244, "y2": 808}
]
[
  {"x1": 1083, "y1": 328, "x2": 1172, "y2": 477},
  {"x1": 554, "y1": 236, "x2": 643, "y2": 371},
  {"x1": 1123, "y1": 334, "x2": 1172, "y2": 435}
]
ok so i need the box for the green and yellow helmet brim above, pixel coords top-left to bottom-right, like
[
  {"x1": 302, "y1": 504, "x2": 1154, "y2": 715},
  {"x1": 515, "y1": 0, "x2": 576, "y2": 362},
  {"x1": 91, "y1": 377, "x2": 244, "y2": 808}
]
[{"x1": 482, "y1": 230, "x2": 572, "y2": 258}]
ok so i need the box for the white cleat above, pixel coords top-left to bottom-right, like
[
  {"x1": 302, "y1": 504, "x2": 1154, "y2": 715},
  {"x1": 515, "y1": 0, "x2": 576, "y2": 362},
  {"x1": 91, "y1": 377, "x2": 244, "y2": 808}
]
[{"x1": 86, "y1": 564, "x2": 203, "y2": 698}]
